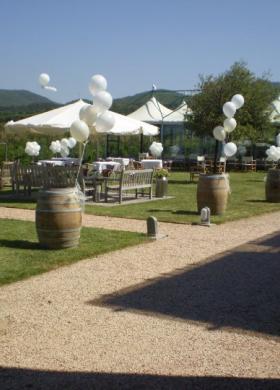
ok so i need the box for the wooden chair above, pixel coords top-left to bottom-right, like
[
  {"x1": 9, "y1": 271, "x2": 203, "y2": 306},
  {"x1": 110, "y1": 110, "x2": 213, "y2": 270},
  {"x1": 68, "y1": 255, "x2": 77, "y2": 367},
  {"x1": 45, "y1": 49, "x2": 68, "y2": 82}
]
[
  {"x1": 189, "y1": 156, "x2": 206, "y2": 182},
  {"x1": 241, "y1": 156, "x2": 256, "y2": 172},
  {"x1": 133, "y1": 161, "x2": 143, "y2": 170},
  {"x1": 163, "y1": 160, "x2": 173, "y2": 171},
  {"x1": 216, "y1": 157, "x2": 226, "y2": 173}
]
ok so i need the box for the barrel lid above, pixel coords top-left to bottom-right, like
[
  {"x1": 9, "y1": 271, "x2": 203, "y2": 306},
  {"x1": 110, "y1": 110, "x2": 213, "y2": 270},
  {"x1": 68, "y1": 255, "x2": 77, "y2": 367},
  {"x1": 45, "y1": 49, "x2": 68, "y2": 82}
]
[
  {"x1": 38, "y1": 187, "x2": 77, "y2": 194},
  {"x1": 199, "y1": 174, "x2": 228, "y2": 180}
]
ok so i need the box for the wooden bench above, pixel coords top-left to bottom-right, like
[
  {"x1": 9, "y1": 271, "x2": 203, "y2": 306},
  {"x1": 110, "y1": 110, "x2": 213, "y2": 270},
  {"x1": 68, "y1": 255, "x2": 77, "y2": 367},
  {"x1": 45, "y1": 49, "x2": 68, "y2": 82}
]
[
  {"x1": 12, "y1": 163, "x2": 82, "y2": 195},
  {"x1": 0, "y1": 161, "x2": 14, "y2": 189},
  {"x1": 104, "y1": 169, "x2": 154, "y2": 204}
]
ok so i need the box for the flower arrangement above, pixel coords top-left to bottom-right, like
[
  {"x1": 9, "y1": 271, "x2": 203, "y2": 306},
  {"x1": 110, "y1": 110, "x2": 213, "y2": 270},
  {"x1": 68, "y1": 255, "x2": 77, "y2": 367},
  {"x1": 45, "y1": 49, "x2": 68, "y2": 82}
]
[{"x1": 154, "y1": 168, "x2": 169, "y2": 179}]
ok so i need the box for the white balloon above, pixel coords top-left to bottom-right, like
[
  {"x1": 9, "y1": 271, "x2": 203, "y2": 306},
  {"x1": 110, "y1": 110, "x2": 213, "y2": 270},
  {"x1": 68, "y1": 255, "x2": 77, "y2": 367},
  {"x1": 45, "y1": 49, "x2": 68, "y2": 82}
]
[
  {"x1": 149, "y1": 142, "x2": 163, "y2": 157},
  {"x1": 223, "y1": 118, "x2": 237, "y2": 133},
  {"x1": 44, "y1": 86, "x2": 57, "y2": 92},
  {"x1": 60, "y1": 145, "x2": 69, "y2": 157},
  {"x1": 266, "y1": 145, "x2": 280, "y2": 162},
  {"x1": 237, "y1": 145, "x2": 246, "y2": 156},
  {"x1": 92, "y1": 91, "x2": 113, "y2": 113},
  {"x1": 231, "y1": 94, "x2": 244, "y2": 109},
  {"x1": 80, "y1": 105, "x2": 98, "y2": 126},
  {"x1": 89, "y1": 74, "x2": 107, "y2": 96},
  {"x1": 70, "y1": 120, "x2": 89, "y2": 143},
  {"x1": 95, "y1": 111, "x2": 115, "y2": 133},
  {"x1": 61, "y1": 138, "x2": 70, "y2": 148},
  {"x1": 79, "y1": 104, "x2": 91, "y2": 121},
  {"x1": 223, "y1": 101, "x2": 236, "y2": 118},
  {"x1": 50, "y1": 140, "x2": 61, "y2": 154},
  {"x1": 25, "y1": 141, "x2": 40, "y2": 156},
  {"x1": 38, "y1": 73, "x2": 50, "y2": 87},
  {"x1": 213, "y1": 126, "x2": 226, "y2": 141},
  {"x1": 68, "y1": 137, "x2": 77, "y2": 149},
  {"x1": 224, "y1": 142, "x2": 237, "y2": 157}
]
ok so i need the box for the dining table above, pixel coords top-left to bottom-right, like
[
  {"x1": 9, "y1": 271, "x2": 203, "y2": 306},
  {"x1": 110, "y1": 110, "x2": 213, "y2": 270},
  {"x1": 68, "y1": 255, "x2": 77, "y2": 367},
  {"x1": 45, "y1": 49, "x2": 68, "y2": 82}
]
[
  {"x1": 107, "y1": 157, "x2": 130, "y2": 167},
  {"x1": 140, "y1": 159, "x2": 163, "y2": 169},
  {"x1": 93, "y1": 161, "x2": 121, "y2": 173}
]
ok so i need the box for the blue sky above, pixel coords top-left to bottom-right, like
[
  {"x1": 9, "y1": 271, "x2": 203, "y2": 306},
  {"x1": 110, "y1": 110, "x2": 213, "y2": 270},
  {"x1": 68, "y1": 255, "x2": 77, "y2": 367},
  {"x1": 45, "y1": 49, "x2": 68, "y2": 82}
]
[{"x1": 0, "y1": 0, "x2": 279, "y2": 103}]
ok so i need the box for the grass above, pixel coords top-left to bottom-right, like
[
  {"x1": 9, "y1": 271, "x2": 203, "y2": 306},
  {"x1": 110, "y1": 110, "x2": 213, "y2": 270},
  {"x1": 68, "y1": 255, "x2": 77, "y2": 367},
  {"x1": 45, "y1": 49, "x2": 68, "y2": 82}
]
[
  {"x1": 0, "y1": 219, "x2": 147, "y2": 286},
  {"x1": 0, "y1": 172, "x2": 279, "y2": 224},
  {"x1": 86, "y1": 171, "x2": 280, "y2": 223}
]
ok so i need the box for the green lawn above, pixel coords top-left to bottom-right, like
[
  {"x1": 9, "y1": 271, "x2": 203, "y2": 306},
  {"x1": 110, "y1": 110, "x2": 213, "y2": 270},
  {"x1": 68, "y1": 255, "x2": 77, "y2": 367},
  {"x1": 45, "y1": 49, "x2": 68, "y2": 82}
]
[
  {"x1": 0, "y1": 219, "x2": 147, "y2": 286},
  {"x1": 0, "y1": 172, "x2": 279, "y2": 224}
]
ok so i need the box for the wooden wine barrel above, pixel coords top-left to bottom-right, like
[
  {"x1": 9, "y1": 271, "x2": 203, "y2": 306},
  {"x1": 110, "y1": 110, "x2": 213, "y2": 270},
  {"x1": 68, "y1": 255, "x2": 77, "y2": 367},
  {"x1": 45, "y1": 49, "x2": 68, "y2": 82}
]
[
  {"x1": 265, "y1": 169, "x2": 280, "y2": 202},
  {"x1": 36, "y1": 188, "x2": 82, "y2": 249},
  {"x1": 197, "y1": 174, "x2": 229, "y2": 215}
]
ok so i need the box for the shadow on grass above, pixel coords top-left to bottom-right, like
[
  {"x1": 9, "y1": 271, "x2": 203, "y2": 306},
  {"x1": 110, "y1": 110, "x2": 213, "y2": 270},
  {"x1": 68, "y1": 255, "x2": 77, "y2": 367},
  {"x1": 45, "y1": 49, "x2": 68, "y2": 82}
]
[
  {"x1": 147, "y1": 208, "x2": 198, "y2": 216},
  {"x1": 0, "y1": 197, "x2": 36, "y2": 204},
  {"x1": 246, "y1": 179, "x2": 265, "y2": 183},
  {"x1": 1, "y1": 367, "x2": 279, "y2": 390},
  {"x1": 172, "y1": 210, "x2": 198, "y2": 215},
  {"x1": 0, "y1": 239, "x2": 41, "y2": 250},
  {"x1": 246, "y1": 199, "x2": 267, "y2": 203},
  {"x1": 89, "y1": 231, "x2": 280, "y2": 338},
  {"x1": 168, "y1": 179, "x2": 192, "y2": 185}
]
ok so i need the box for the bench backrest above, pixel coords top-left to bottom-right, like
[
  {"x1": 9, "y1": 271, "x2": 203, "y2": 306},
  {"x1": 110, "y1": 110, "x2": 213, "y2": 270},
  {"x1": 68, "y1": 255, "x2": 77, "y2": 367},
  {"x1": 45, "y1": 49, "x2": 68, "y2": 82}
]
[
  {"x1": 121, "y1": 169, "x2": 154, "y2": 187},
  {"x1": 13, "y1": 163, "x2": 81, "y2": 189}
]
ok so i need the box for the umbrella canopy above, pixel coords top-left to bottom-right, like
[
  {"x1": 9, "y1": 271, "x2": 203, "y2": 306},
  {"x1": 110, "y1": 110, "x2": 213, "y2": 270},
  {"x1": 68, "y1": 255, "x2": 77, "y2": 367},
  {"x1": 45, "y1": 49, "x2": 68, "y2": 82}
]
[
  {"x1": 5, "y1": 99, "x2": 159, "y2": 137},
  {"x1": 127, "y1": 96, "x2": 187, "y2": 123},
  {"x1": 163, "y1": 100, "x2": 189, "y2": 122},
  {"x1": 127, "y1": 96, "x2": 172, "y2": 123},
  {"x1": 270, "y1": 97, "x2": 280, "y2": 125}
]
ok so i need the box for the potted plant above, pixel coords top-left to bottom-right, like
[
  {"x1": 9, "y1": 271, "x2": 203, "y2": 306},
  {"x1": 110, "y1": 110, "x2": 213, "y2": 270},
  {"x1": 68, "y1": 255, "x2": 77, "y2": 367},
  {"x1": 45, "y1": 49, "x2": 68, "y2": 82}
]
[{"x1": 154, "y1": 168, "x2": 169, "y2": 198}]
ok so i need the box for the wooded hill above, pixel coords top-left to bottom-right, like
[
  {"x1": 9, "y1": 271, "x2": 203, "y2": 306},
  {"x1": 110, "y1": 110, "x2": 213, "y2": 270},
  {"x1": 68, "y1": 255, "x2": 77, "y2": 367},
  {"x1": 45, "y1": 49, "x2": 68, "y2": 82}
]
[{"x1": 0, "y1": 89, "x2": 189, "y2": 122}]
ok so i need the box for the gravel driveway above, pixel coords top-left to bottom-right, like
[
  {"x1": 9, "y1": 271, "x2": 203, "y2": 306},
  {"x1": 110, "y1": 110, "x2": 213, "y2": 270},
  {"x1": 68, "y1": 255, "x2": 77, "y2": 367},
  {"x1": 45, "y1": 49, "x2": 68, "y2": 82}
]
[{"x1": 0, "y1": 207, "x2": 279, "y2": 389}]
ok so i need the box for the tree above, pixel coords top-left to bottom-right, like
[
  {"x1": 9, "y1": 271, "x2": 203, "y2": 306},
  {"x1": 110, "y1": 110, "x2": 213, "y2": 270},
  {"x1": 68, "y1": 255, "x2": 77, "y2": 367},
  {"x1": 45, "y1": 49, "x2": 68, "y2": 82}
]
[{"x1": 188, "y1": 62, "x2": 280, "y2": 143}]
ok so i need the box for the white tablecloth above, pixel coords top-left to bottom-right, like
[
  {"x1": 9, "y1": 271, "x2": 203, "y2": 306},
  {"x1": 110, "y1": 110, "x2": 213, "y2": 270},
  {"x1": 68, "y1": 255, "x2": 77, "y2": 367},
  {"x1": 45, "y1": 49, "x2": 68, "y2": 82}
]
[
  {"x1": 141, "y1": 159, "x2": 163, "y2": 169},
  {"x1": 93, "y1": 161, "x2": 121, "y2": 173},
  {"x1": 52, "y1": 157, "x2": 81, "y2": 165},
  {"x1": 108, "y1": 157, "x2": 130, "y2": 166},
  {"x1": 37, "y1": 160, "x2": 65, "y2": 166}
]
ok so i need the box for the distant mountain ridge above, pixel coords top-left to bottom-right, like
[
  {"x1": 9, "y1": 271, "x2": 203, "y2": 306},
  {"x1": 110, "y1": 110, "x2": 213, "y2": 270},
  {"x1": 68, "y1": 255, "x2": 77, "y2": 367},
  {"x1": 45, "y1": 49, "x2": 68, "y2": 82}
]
[
  {"x1": 111, "y1": 89, "x2": 189, "y2": 115},
  {"x1": 0, "y1": 89, "x2": 58, "y2": 107}
]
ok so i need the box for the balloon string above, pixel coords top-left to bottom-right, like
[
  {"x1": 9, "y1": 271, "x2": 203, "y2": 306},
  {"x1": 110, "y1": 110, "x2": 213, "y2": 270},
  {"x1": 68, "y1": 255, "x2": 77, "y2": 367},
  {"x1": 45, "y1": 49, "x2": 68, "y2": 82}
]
[
  {"x1": 75, "y1": 141, "x2": 88, "y2": 209},
  {"x1": 221, "y1": 173, "x2": 231, "y2": 194},
  {"x1": 75, "y1": 141, "x2": 87, "y2": 186}
]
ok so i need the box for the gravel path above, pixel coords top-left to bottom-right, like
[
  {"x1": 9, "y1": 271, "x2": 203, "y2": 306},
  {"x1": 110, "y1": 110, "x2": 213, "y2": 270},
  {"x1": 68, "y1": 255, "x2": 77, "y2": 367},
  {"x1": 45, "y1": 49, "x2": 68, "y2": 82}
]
[{"x1": 0, "y1": 207, "x2": 280, "y2": 389}]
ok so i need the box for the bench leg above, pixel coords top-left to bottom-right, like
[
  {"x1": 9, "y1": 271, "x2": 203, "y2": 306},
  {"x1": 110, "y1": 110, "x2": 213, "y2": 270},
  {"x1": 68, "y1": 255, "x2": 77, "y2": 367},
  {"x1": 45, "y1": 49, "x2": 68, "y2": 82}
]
[
  {"x1": 190, "y1": 172, "x2": 193, "y2": 182},
  {"x1": 119, "y1": 189, "x2": 122, "y2": 204}
]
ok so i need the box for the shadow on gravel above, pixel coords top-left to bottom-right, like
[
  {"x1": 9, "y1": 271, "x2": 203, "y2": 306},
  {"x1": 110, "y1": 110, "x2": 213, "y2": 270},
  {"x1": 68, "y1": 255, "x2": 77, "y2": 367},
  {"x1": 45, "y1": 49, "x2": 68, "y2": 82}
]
[
  {"x1": 89, "y1": 231, "x2": 280, "y2": 338},
  {"x1": 1, "y1": 367, "x2": 280, "y2": 390}
]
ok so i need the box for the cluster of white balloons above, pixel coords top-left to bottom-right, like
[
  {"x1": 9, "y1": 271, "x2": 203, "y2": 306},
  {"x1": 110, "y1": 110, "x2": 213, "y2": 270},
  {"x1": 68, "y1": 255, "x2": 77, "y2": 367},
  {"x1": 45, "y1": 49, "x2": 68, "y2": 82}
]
[
  {"x1": 266, "y1": 145, "x2": 280, "y2": 162},
  {"x1": 69, "y1": 74, "x2": 115, "y2": 143},
  {"x1": 213, "y1": 94, "x2": 245, "y2": 157},
  {"x1": 49, "y1": 137, "x2": 77, "y2": 157},
  {"x1": 149, "y1": 142, "x2": 163, "y2": 158},
  {"x1": 25, "y1": 141, "x2": 41, "y2": 157},
  {"x1": 38, "y1": 73, "x2": 57, "y2": 92}
]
